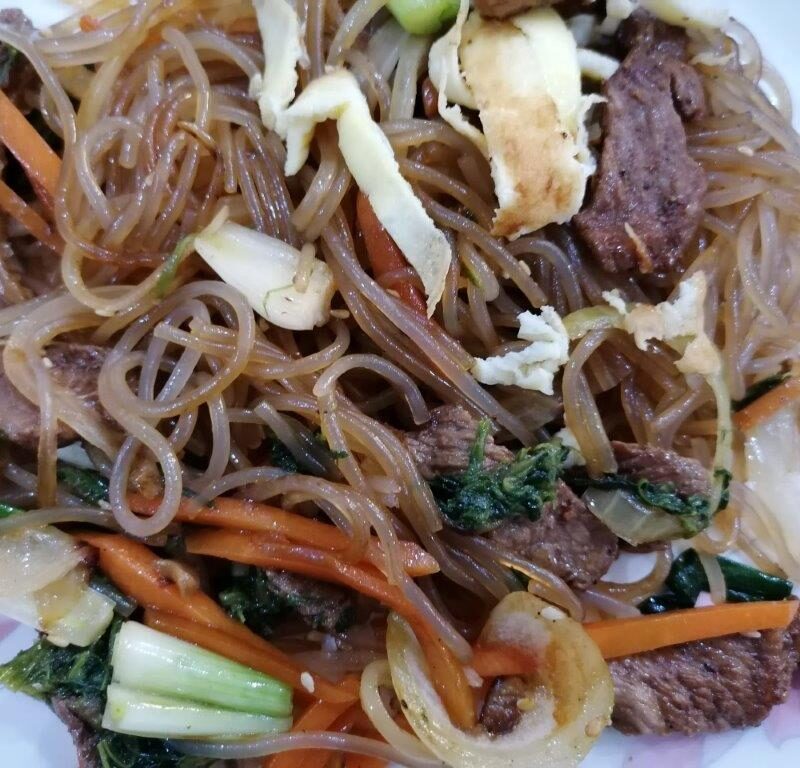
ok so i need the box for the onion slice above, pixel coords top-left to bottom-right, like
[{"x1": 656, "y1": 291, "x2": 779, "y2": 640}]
[
  {"x1": 0, "y1": 525, "x2": 82, "y2": 597},
  {"x1": 386, "y1": 592, "x2": 613, "y2": 768}
]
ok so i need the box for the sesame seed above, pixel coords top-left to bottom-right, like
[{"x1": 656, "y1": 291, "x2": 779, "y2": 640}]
[
  {"x1": 300, "y1": 671, "x2": 315, "y2": 694},
  {"x1": 585, "y1": 716, "x2": 607, "y2": 737},
  {"x1": 516, "y1": 697, "x2": 536, "y2": 712},
  {"x1": 541, "y1": 606, "x2": 565, "y2": 621}
]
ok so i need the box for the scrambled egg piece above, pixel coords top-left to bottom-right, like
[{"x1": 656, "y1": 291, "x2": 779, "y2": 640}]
[
  {"x1": 460, "y1": 9, "x2": 597, "y2": 239},
  {"x1": 603, "y1": 272, "x2": 720, "y2": 376},
  {"x1": 472, "y1": 307, "x2": 569, "y2": 395},
  {"x1": 249, "y1": 0, "x2": 307, "y2": 132},
  {"x1": 555, "y1": 426, "x2": 587, "y2": 467},
  {"x1": 278, "y1": 69, "x2": 451, "y2": 317},
  {"x1": 430, "y1": 5, "x2": 597, "y2": 240},
  {"x1": 428, "y1": 0, "x2": 488, "y2": 153}
]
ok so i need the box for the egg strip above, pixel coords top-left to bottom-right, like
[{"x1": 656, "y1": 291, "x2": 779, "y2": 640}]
[{"x1": 278, "y1": 69, "x2": 451, "y2": 317}]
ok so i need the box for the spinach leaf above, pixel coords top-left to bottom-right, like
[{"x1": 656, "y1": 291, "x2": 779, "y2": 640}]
[
  {"x1": 569, "y1": 473, "x2": 714, "y2": 538},
  {"x1": 0, "y1": 621, "x2": 213, "y2": 768},
  {"x1": 428, "y1": 420, "x2": 566, "y2": 533}
]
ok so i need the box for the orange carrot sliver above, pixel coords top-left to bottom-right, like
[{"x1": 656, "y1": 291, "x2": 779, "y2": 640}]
[
  {"x1": 129, "y1": 494, "x2": 439, "y2": 578},
  {"x1": 0, "y1": 179, "x2": 60, "y2": 250},
  {"x1": 470, "y1": 643, "x2": 539, "y2": 678},
  {"x1": 356, "y1": 191, "x2": 427, "y2": 315},
  {"x1": 185, "y1": 528, "x2": 476, "y2": 730},
  {"x1": 345, "y1": 757, "x2": 386, "y2": 768},
  {"x1": 79, "y1": 532, "x2": 355, "y2": 704},
  {"x1": 268, "y1": 699, "x2": 355, "y2": 768},
  {"x1": 733, "y1": 378, "x2": 800, "y2": 432},
  {"x1": 0, "y1": 90, "x2": 60, "y2": 209},
  {"x1": 185, "y1": 528, "x2": 422, "y2": 625},
  {"x1": 417, "y1": 632, "x2": 476, "y2": 730},
  {"x1": 584, "y1": 600, "x2": 799, "y2": 659}
]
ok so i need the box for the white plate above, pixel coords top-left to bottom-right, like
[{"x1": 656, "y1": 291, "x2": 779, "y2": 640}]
[{"x1": 1, "y1": 0, "x2": 799, "y2": 765}]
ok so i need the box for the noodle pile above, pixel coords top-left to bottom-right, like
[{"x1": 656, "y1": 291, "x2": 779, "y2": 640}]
[{"x1": 0, "y1": 0, "x2": 799, "y2": 761}]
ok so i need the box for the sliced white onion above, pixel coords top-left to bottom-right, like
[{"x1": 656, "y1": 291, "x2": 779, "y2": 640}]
[
  {"x1": 697, "y1": 551, "x2": 727, "y2": 605},
  {"x1": 0, "y1": 525, "x2": 82, "y2": 597},
  {"x1": 582, "y1": 488, "x2": 684, "y2": 546},
  {"x1": 386, "y1": 592, "x2": 613, "y2": 768}
]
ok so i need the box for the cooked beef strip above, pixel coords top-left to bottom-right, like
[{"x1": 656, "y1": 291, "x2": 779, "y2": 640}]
[
  {"x1": 575, "y1": 12, "x2": 707, "y2": 273},
  {"x1": 611, "y1": 440, "x2": 711, "y2": 497},
  {"x1": 487, "y1": 481, "x2": 618, "y2": 588},
  {"x1": 50, "y1": 696, "x2": 100, "y2": 768},
  {"x1": 401, "y1": 404, "x2": 513, "y2": 480},
  {"x1": 262, "y1": 569, "x2": 355, "y2": 633},
  {"x1": 610, "y1": 622, "x2": 799, "y2": 735},
  {"x1": 479, "y1": 676, "x2": 527, "y2": 736},
  {"x1": 402, "y1": 405, "x2": 618, "y2": 587},
  {"x1": 0, "y1": 343, "x2": 109, "y2": 449}
]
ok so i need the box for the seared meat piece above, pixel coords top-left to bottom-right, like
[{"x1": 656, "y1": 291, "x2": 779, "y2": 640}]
[
  {"x1": 575, "y1": 13, "x2": 707, "y2": 273},
  {"x1": 263, "y1": 570, "x2": 355, "y2": 633},
  {"x1": 610, "y1": 624, "x2": 799, "y2": 735},
  {"x1": 611, "y1": 440, "x2": 711, "y2": 498},
  {"x1": 221, "y1": 565, "x2": 355, "y2": 635},
  {"x1": 487, "y1": 481, "x2": 618, "y2": 588},
  {"x1": 403, "y1": 405, "x2": 617, "y2": 586},
  {"x1": 402, "y1": 404, "x2": 513, "y2": 480},
  {"x1": 480, "y1": 676, "x2": 527, "y2": 736},
  {"x1": 0, "y1": 343, "x2": 109, "y2": 449},
  {"x1": 51, "y1": 697, "x2": 100, "y2": 768},
  {"x1": 475, "y1": 0, "x2": 594, "y2": 21}
]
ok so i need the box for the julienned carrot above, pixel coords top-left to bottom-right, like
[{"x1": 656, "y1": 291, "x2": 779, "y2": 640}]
[
  {"x1": 0, "y1": 179, "x2": 60, "y2": 250},
  {"x1": 345, "y1": 756, "x2": 386, "y2": 768},
  {"x1": 417, "y1": 632, "x2": 477, "y2": 732},
  {"x1": 295, "y1": 704, "x2": 369, "y2": 768},
  {"x1": 128, "y1": 494, "x2": 439, "y2": 578},
  {"x1": 584, "y1": 600, "x2": 799, "y2": 660},
  {"x1": 79, "y1": 532, "x2": 355, "y2": 704},
  {"x1": 185, "y1": 528, "x2": 476, "y2": 730},
  {"x1": 461, "y1": 602, "x2": 800, "y2": 680},
  {"x1": 470, "y1": 643, "x2": 539, "y2": 678},
  {"x1": 268, "y1": 699, "x2": 354, "y2": 768},
  {"x1": 186, "y1": 529, "x2": 426, "y2": 626},
  {"x1": 356, "y1": 191, "x2": 427, "y2": 315},
  {"x1": 78, "y1": 531, "x2": 244, "y2": 630},
  {"x1": 734, "y1": 378, "x2": 800, "y2": 432},
  {"x1": 0, "y1": 90, "x2": 61, "y2": 208}
]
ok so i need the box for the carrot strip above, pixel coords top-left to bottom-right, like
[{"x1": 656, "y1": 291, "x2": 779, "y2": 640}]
[
  {"x1": 295, "y1": 704, "x2": 368, "y2": 768},
  {"x1": 268, "y1": 699, "x2": 354, "y2": 768},
  {"x1": 79, "y1": 532, "x2": 355, "y2": 703},
  {"x1": 584, "y1": 600, "x2": 799, "y2": 659},
  {"x1": 0, "y1": 90, "x2": 60, "y2": 209},
  {"x1": 185, "y1": 528, "x2": 476, "y2": 729},
  {"x1": 345, "y1": 757, "x2": 386, "y2": 768},
  {"x1": 734, "y1": 378, "x2": 800, "y2": 432},
  {"x1": 0, "y1": 179, "x2": 60, "y2": 250},
  {"x1": 356, "y1": 191, "x2": 427, "y2": 315},
  {"x1": 470, "y1": 643, "x2": 539, "y2": 678},
  {"x1": 128, "y1": 494, "x2": 439, "y2": 578},
  {"x1": 186, "y1": 528, "x2": 428, "y2": 626},
  {"x1": 417, "y1": 632, "x2": 476, "y2": 731}
]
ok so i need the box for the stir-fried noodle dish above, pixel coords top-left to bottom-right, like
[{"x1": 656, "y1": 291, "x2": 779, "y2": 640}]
[{"x1": 1, "y1": 0, "x2": 800, "y2": 765}]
